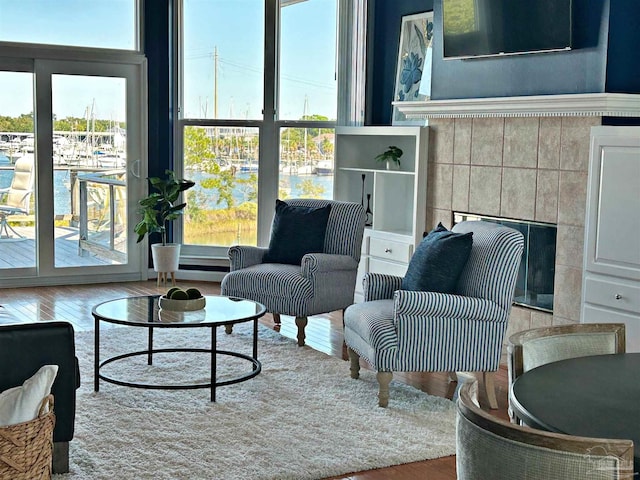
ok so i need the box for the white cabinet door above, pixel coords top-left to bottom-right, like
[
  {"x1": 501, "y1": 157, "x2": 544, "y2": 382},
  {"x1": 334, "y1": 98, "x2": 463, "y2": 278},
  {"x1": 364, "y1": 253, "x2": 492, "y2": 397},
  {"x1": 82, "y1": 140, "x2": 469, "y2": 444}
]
[{"x1": 582, "y1": 127, "x2": 640, "y2": 352}]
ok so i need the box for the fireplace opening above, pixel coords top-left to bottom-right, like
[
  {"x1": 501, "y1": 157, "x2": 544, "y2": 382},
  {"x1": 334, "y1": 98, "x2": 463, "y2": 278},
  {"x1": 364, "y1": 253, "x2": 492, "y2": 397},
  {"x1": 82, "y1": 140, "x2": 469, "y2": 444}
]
[{"x1": 453, "y1": 213, "x2": 557, "y2": 312}]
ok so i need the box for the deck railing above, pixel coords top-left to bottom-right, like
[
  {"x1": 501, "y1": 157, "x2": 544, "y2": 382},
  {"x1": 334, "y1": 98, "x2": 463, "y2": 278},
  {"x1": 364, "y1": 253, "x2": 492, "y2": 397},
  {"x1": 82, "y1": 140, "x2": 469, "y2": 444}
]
[{"x1": 78, "y1": 170, "x2": 126, "y2": 263}]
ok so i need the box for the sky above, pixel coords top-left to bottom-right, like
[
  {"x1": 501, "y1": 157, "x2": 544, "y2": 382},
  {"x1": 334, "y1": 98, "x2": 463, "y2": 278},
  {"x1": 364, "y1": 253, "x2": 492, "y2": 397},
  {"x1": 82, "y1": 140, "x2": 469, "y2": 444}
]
[{"x1": 0, "y1": 0, "x2": 337, "y2": 123}]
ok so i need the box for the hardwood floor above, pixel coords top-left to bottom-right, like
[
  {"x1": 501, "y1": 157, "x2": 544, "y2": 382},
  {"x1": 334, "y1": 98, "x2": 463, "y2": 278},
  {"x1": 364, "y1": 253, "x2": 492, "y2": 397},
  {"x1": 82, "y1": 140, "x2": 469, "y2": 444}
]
[{"x1": 0, "y1": 279, "x2": 510, "y2": 480}]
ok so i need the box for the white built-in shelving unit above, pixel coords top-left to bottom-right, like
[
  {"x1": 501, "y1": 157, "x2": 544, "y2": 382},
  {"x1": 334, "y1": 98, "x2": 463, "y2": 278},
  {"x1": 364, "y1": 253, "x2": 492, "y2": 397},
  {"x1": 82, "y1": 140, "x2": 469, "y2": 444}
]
[{"x1": 334, "y1": 126, "x2": 429, "y2": 302}]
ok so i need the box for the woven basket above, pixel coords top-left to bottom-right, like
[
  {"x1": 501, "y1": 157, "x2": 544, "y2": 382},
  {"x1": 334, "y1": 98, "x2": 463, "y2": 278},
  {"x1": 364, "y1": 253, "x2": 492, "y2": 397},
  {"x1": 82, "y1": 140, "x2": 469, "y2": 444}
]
[{"x1": 0, "y1": 395, "x2": 55, "y2": 480}]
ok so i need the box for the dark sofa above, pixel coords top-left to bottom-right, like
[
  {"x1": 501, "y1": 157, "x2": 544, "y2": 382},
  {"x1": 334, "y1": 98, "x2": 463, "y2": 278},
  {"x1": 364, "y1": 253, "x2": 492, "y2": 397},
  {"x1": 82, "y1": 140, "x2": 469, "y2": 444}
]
[{"x1": 0, "y1": 321, "x2": 81, "y2": 474}]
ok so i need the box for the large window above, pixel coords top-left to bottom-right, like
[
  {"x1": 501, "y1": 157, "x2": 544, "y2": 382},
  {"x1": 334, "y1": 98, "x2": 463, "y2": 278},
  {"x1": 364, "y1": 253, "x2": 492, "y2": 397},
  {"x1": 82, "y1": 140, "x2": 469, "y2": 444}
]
[
  {"x1": 177, "y1": 0, "x2": 338, "y2": 256},
  {"x1": 0, "y1": 0, "x2": 139, "y2": 50}
]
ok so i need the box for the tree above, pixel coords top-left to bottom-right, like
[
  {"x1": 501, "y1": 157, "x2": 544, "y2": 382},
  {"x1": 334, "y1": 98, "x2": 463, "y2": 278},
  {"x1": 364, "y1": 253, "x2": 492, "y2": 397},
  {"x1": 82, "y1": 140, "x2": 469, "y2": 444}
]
[
  {"x1": 298, "y1": 179, "x2": 325, "y2": 198},
  {"x1": 183, "y1": 126, "x2": 238, "y2": 209}
]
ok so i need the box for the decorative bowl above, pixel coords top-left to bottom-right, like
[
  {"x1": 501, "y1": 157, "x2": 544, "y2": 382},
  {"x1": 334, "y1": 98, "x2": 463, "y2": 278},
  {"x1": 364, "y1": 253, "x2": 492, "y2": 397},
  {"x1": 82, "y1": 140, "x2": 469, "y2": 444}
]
[{"x1": 158, "y1": 295, "x2": 206, "y2": 312}]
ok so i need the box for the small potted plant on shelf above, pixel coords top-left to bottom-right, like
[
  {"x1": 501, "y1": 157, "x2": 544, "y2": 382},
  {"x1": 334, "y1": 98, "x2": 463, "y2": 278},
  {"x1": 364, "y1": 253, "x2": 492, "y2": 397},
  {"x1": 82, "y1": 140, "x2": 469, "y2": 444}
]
[
  {"x1": 375, "y1": 145, "x2": 403, "y2": 170},
  {"x1": 134, "y1": 170, "x2": 195, "y2": 275}
]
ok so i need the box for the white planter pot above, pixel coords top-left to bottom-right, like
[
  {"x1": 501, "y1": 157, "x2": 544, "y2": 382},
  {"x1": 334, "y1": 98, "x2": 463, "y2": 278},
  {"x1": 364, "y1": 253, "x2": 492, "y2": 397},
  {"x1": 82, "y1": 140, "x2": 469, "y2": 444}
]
[{"x1": 151, "y1": 243, "x2": 181, "y2": 273}]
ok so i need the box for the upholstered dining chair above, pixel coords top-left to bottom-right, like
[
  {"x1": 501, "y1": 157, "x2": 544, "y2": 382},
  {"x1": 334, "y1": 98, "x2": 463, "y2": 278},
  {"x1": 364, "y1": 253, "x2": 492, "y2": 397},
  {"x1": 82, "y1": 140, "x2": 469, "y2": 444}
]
[
  {"x1": 507, "y1": 323, "x2": 626, "y2": 423},
  {"x1": 0, "y1": 154, "x2": 35, "y2": 239},
  {"x1": 221, "y1": 199, "x2": 366, "y2": 346},
  {"x1": 457, "y1": 381, "x2": 635, "y2": 480},
  {"x1": 344, "y1": 221, "x2": 524, "y2": 408}
]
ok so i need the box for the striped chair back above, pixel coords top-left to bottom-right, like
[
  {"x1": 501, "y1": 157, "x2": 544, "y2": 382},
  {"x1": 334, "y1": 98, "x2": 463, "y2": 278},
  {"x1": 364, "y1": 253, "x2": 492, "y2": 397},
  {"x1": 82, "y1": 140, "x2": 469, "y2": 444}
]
[
  {"x1": 284, "y1": 199, "x2": 366, "y2": 262},
  {"x1": 452, "y1": 221, "x2": 524, "y2": 316}
]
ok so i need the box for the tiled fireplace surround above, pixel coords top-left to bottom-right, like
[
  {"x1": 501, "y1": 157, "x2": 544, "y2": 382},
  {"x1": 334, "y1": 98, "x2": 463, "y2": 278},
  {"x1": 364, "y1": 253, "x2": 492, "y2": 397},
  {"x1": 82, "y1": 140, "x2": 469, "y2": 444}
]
[
  {"x1": 396, "y1": 93, "x2": 640, "y2": 363},
  {"x1": 426, "y1": 115, "x2": 596, "y2": 351}
]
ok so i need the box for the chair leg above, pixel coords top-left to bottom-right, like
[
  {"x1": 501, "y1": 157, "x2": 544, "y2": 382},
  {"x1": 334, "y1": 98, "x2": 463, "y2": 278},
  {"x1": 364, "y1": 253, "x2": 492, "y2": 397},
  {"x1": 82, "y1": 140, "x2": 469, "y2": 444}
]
[
  {"x1": 0, "y1": 215, "x2": 25, "y2": 239},
  {"x1": 377, "y1": 371, "x2": 393, "y2": 408},
  {"x1": 483, "y1": 371, "x2": 498, "y2": 409},
  {"x1": 448, "y1": 371, "x2": 458, "y2": 382},
  {"x1": 52, "y1": 441, "x2": 69, "y2": 474},
  {"x1": 347, "y1": 347, "x2": 360, "y2": 379},
  {"x1": 294, "y1": 316, "x2": 307, "y2": 346},
  {"x1": 272, "y1": 313, "x2": 281, "y2": 324}
]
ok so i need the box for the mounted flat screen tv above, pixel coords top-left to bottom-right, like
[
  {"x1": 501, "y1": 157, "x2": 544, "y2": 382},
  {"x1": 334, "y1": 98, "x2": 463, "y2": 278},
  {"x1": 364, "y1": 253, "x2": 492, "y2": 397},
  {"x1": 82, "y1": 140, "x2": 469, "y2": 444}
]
[{"x1": 443, "y1": 0, "x2": 572, "y2": 59}]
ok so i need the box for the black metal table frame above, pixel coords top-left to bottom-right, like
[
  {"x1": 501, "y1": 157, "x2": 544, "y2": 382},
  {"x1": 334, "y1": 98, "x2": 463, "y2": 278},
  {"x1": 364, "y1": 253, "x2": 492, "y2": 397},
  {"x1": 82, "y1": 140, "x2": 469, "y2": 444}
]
[{"x1": 92, "y1": 297, "x2": 264, "y2": 402}]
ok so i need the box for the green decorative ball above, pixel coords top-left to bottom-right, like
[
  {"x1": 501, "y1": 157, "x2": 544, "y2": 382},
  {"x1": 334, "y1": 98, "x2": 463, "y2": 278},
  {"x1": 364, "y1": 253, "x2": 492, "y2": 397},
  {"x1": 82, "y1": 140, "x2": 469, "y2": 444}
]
[
  {"x1": 169, "y1": 289, "x2": 189, "y2": 300},
  {"x1": 186, "y1": 288, "x2": 202, "y2": 300},
  {"x1": 166, "y1": 287, "x2": 182, "y2": 298}
]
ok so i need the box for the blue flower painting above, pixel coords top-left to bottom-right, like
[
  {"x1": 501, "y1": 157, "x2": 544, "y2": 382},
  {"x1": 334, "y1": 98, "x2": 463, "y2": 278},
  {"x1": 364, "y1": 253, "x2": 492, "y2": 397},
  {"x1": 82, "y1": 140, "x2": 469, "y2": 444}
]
[{"x1": 393, "y1": 11, "x2": 434, "y2": 112}]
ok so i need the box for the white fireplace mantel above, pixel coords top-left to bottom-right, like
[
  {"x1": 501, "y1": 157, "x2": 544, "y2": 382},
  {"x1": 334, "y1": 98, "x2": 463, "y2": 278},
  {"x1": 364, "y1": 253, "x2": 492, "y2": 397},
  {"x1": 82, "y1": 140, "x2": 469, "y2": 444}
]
[{"x1": 394, "y1": 93, "x2": 640, "y2": 119}]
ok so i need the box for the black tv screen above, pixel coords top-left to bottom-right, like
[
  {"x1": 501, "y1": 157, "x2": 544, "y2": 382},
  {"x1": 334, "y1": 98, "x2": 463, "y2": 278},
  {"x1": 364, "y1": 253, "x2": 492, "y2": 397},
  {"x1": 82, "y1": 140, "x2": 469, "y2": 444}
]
[{"x1": 443, "y1": 0, "x2": 572, "y2": 59}]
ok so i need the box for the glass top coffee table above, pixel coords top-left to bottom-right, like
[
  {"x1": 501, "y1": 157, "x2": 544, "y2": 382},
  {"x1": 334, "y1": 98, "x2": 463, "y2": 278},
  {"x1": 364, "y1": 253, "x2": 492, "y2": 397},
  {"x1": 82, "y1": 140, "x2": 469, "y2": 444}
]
[{"x1": 92, "y1": 294, "x2": 266, "y2": 401}]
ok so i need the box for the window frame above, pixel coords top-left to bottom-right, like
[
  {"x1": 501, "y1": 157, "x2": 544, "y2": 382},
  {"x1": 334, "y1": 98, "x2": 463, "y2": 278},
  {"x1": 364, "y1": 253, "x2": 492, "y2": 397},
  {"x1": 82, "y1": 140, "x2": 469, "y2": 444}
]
[{"x1": 174, "y1": 0, "x2": 364, "y2": 269}]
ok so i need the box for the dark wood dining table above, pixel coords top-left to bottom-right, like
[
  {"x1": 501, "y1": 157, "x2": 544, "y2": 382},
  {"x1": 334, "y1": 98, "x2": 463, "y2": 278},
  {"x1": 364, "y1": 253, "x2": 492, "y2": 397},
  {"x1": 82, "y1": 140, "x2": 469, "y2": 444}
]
[{"x1": 511, "y1": 353, "x2": 640, "y2": 474}]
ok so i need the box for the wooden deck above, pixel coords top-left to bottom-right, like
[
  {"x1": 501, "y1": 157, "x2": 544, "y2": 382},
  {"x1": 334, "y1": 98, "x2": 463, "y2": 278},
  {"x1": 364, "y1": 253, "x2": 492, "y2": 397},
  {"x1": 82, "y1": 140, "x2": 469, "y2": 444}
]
[{"x1": 0, "y1": 225, "x2": 121, "y2": 269}]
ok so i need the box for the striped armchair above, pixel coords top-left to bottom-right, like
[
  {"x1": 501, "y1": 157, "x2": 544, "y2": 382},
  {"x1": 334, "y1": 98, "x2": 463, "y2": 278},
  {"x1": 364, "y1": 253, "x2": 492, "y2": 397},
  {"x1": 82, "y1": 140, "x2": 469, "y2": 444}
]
[
  {"x1": 344, "y1": 221, "x2": 524, "y2": 408},
  {"x1": 221, "y1": 199, "x2": 366, "y2": 346}
]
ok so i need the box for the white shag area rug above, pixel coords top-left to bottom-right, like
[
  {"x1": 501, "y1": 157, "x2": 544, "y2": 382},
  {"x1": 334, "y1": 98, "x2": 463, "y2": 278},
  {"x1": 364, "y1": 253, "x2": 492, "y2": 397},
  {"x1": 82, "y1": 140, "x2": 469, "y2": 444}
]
[{"x1": 53, "y1": 324, "x2": 456, "y2": 480}]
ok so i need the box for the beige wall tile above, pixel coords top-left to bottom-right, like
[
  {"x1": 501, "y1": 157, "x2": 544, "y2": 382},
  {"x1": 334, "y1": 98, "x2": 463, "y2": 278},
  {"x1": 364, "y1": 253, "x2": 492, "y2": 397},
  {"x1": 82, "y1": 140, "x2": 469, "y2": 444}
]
[
  {"x1": 500, "y1": 168, "x2": 537, "y2": 220},
  {"x1": 556, "y1": 224, "x2": 585, "y2": 269},
  {"x1": 430, "y1": 119, "x2": 454, "y2": 164},
  {"x1": 558, "y1": 171, "x2": 588, "y2": 227},
  {"x1": 531, "y1": 311, "x2": 553, "y2": 329},
  {"x1": 471, "y1": 118, "x2": 504, "y2": 166},
  {"x1": 504, "y1": 117, "x2": 539, "y2": 168},
  {"x1": 538, "y1": 117, "x2": 561, "y2": 170},
  {"x1": 553, "y1": 265, "x2": 583, "y2": 322},
  {"x1": 432, "y1": 163, "x2": 453, "y2": 210},
  {"x1": 535, "y1": 169, "x2": 559, "y2": 223},
  {"x1": 452, "y1": 165, "x2": 470, "y2": 212},
  {"x1": 560, "y1": 117, "x2": 601, "y2": 171},
  {"x1": 552, "y1": 316, "x2": 577, "y2": 326},
  {"x1": 504, "y1": 307, "x2": 532, "y2": 345},
  {"x1": 469, "y1": 166, "x2": 502, "y2": 216},
  {"x1": 427, "y1": 208, "x2": 452, "y2": 230},
  {"x1": 453, "y1": 119, "x2": 472, "y2": 164}
]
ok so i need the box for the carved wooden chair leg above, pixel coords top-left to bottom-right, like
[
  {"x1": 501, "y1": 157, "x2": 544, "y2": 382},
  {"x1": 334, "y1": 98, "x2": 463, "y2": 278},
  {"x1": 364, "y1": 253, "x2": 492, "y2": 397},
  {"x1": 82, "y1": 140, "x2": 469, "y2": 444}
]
[
  {"x1": 376, "y1": 371, "x2": 393, "y2": 408},
  {"x1": 294, "y1": 316, "x2": 308, "y2": 346},
  {"x1": 483, "y1": 371, "x2": 498, "y2": 409},
  {"x1": 272, "y1": 313, "x2": 281, "y2": 324},
  {"x1": 347, "y1": 347, "x2": 360, "y2": 379}
]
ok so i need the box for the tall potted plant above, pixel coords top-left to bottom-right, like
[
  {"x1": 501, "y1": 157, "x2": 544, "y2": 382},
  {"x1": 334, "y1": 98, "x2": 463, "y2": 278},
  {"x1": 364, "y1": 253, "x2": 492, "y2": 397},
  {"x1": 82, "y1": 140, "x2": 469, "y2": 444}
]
[{"x1": 134, "y1": 170, "x2": 195, "y2": 274}]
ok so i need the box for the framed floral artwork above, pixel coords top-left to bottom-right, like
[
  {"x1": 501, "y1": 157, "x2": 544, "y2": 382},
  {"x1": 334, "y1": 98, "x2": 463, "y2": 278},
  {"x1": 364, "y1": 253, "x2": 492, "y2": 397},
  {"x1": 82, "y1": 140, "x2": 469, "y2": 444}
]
[{"x1": 392, "y1": 11, "x2": 434, "y2": 126}]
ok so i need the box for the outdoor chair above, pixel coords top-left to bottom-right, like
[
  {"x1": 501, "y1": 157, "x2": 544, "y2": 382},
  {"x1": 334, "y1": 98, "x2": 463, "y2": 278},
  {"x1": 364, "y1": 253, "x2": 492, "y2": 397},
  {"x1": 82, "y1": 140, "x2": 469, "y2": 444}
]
[
  {"x1": 507, "y1": 323, "x2": 625, "y2": 423},
  {"x1": 457, "y1": 381, "x2": 635, "y2": 480},
  {"x1": 221, "y1": 199, "x2": 366, "y2": 346},
  {"x1": 0, "y1": 154, "x2": 35, "y2": 239},
  {"x1": 344, "y1": 221, "x2": 524, "y2": 408}
]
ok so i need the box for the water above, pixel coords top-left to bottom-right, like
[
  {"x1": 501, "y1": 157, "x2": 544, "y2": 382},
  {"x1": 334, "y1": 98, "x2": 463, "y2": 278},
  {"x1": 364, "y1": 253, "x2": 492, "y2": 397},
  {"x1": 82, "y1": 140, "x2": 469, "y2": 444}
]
[{"x1": 0, "y1": 154, "x2": 333, "y2": 215}]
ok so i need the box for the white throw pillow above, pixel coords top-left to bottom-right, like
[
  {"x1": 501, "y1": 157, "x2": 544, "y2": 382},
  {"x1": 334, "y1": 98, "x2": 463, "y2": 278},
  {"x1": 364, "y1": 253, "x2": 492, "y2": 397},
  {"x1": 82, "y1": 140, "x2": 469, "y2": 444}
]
[{"x1": 0, "y1": 365, "x2": 58, "y2": 427}]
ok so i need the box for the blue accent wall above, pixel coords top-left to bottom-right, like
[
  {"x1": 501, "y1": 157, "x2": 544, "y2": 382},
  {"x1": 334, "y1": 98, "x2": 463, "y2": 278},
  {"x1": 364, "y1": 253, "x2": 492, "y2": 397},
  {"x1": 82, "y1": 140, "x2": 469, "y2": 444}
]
[
  {"x1": 605, "y1": 0, "x2": 640, "y2": 93},
  {"x1": 367, "y1": 0, "x2": 434, "y2": 125},
  {"x1": 432, "y1": 0, "x2": 609, "y2": 100},
  {"x1": 369, "y1": 0, "x2": 640, "y2": 125},
  {"x1": 144, "y1": 0, "x2": 173, "y2": 178}
]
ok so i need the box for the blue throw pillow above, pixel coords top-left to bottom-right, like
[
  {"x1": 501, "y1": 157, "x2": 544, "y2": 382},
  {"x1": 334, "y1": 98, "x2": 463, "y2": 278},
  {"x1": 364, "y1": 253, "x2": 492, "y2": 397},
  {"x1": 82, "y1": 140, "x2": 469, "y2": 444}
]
[
  {"x1": 401, "y1": 223, "x2": 473, "y2": 293},
  {"x1": 263, "y1": 200, "x2": 332, "y2": 265}
]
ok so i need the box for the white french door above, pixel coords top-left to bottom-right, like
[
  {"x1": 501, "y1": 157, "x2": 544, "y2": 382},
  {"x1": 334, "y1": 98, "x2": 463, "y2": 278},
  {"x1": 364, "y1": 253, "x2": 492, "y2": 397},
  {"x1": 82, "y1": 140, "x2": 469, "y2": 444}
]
[{"x1": 0, "y1": 58, "x2": 147, "y2": 287}]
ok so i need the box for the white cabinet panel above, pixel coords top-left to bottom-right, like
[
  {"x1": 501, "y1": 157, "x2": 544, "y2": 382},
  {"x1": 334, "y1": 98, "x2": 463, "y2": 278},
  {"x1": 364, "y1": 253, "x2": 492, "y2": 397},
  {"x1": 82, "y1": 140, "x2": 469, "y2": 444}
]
[
  {"x1": 369, "y1": 237, "x2": 413, "y2": 264},
  {"x1": 582, "y1": 126, "x2": 640, "y2": 352}
]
